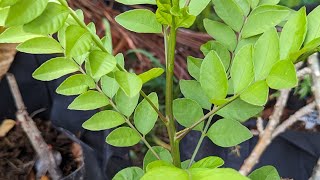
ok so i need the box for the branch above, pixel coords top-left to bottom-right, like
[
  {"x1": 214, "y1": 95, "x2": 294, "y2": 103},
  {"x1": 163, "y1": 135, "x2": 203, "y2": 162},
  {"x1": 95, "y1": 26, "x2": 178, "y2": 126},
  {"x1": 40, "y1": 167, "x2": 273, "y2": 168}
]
[
  {"x1": 6, "y1": 73, "x2": 62, "y2": 180},
  {"x1": 272, "y1": 102, "x2": 316, "y2": 139},
  {"x1": 239, "y1": 89, "x2": 290, "y2": 175}
]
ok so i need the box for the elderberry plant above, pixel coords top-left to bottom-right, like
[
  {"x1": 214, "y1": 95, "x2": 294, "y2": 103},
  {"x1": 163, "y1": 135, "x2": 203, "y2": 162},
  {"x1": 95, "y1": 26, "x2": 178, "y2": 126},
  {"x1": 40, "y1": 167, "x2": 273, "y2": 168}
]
[{"x1": 1, "y1": 0, "x2": 320, "y2": 179}]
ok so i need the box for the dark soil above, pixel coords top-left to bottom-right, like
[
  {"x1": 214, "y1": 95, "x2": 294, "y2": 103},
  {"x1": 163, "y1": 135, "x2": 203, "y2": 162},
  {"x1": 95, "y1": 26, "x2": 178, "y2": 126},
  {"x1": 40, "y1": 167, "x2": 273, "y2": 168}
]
[{"x1": 0, "y1": 119, "x2": 81, "y2": 180}]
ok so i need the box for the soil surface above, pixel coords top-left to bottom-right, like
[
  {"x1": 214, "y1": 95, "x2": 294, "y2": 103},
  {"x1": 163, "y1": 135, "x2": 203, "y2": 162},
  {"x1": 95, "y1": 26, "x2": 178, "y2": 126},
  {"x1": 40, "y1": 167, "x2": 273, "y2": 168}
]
[{"x1": 0, "y1": 119, "x2": 81, "y2": 180}]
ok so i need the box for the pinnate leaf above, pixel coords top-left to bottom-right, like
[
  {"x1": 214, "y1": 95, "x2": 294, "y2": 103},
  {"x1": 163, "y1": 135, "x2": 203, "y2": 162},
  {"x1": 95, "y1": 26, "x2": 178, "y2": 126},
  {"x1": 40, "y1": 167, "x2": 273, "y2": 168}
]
[{"x1": 82, "y1": 110, "x2": 125, "y2": 131}]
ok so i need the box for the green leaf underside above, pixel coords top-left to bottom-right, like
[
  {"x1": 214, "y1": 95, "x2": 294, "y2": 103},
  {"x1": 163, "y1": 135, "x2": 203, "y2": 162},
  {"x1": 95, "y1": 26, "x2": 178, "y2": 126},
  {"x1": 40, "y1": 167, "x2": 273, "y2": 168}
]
[
  {"x1": 173, "y1": 98, "x2": 204, "y2": 131},
  {"x1": 106, "y1": 127, "x2": 141, "y2": 147},
  {"x1": 187, "y1": 56, "x2": 202, "y2": 81},
  {"x1": 82, "y1": 110, "x2": 125, "y2": 131},
  {"x1": 32, "y1": 57, "x2": 78, "y2": 81},
  {"x1": 134, "y1": 93, "x2": 159, "y2": 135},
  {"x1": 68, "y1": 90, "x2": 109, "y2": 110},
  {"x1": 56, "y1": 74, "x2": 95, "y2": 95},
  {"x1": 207, "y1": 118, "x2": 253, "y2": 147}
]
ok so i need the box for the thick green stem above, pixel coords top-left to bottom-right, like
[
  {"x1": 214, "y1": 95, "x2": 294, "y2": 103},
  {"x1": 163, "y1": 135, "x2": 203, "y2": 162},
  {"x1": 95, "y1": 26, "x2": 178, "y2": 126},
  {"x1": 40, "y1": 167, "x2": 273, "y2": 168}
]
[{"x1": 165, "y1": 26, "x2": 181, "y2": 167}]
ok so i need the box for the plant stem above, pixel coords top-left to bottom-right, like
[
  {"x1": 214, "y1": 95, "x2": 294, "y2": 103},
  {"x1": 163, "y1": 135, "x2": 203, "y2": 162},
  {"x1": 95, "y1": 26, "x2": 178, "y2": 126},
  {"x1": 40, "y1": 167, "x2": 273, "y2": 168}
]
[
  {"x1": 164, "y1": 23, "x2": 181, "y2": 167},
  {"x1": 176, "y1": 94, "x2": 240, "y2": 140},
  {"x1": 188, "y1": 114, "x2": 214, "y2": 168}
]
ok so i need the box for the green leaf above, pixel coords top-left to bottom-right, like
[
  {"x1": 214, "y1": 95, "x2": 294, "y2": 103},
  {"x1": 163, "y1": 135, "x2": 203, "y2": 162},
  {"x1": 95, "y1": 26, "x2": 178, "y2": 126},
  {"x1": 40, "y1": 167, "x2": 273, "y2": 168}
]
[
  {"x1": 68, "y1": 90, "x2": 109, "y2": 110},
  {"x1": 181, "y1": 160, "x2": 191, "y2": 169},
  {"x1": 212, "y1": 0, "x2": 244, "y2": 32},
  {"x1": 190, "y1": 156, "x2": 224, "y2": 169},
  {"x1": 180, "y1": 80, "x2": 211, "y2": 110},
  {"x1": 115, "y1": 89, "x2": 140, "y2": 117},
  {"x1": 236, "y1": 35, "x2": 260, "y2": 54},
  {"x1": 174, "y1": 7, "x2": 196, "y2": 29},
  {"x1": 280, "y1": 7, "x2": 307, "y2": 60},
  {"x1": 115, "y1": 53, "x2": 125, "y2": 69},
  {"x1": 115, "y1": 0, "x2": 156, "y2": 5},
  {"x1": 88, "y1": 50, "x2": 117, "y2": 79},
  {"x1": 82, "y1": 110, "x2": 125, "y2": 131},
  {"x1": 249, "y1": 166, "x2": 280, "y2": 180},
  {"x1": 187, "y1": 56, "x2": 202, "y2": 81},
  {"x1": 146, "y1": 160, "x2": 173, "y2": 172},
  {"x1": 142, "y1": 166, "x2": 188, "y2": 180},
  {"x1": 291, "y1": 37, "x2": 320, "y2": 63},
  {"x1": 56, "y1": 74, "x2": 95, "y2": 95},
  {"x1": 190, "y1": 168, "x2": 250, "y2": 180},
  {"x1": 200, "y1": 51, "x2": 228, "y2": 102},
  {"x1": 240, "y1": 80, "x2": 269, "y2": 106},
  {"x1": 259, "y1": 0, "x2": 280, "y2": 5},
  {"x1": 266, "y1": 60, "x2": 297, "y2": 89},
  {"x1": 234, "y1": 0, "x2": 250, "y2": 16},
  {"x1": 187, "y1": 0, "x2": 211, "y2": 16},
  {"x1": 5, "y1": 0, "x2": 48, "y2": 26},
  {"x1": 101, "y1": 74, "x2": 119, "y2": 98},
  {"x1": 200, "y1": 41, "x2": 230, "y2": 70},
  {"x1": 253, "y1": 28, "x2": 280, "y2": 81},
  {"x1": 106, "y1": 127, "x2": 140, "y2": 147},
  {"x1": 248, "y1": 0, "x2": 259, "y2": 9},
  {"x1": 242, "y1": 5, "x2": 290, "y2": 38},
  {"x1": 217, "y1": 98, "x2": 264, "y2": 122},
  {"x1": 156, "y1": 0, "x2": 172, "y2": 26},
  {"x1": 65, "y1": 25, "x2": 92, "y2": 58},
  {"x1": 173, "y1": 98, "x2": 204, "y2": 131},
  {"x1": 115, "y1": 9, "x2": 162, "y2": 33},
  {"x1": 65, "y1": 9, "x2": 84, "y2": 25},
  {"x1": 143, "y1": 146, "x2": 173, "y2": 171},
  {"x1": 231, "y1": 45, "x2": 254, "y2": 94},
  {"x1": 115, "y1": 71, "x2": 142, "y2": 97},
  {"x1": 304, "y1": 6, "x2": 320, "y2": 44},
  {"x1": 0, "y1": 26, "x2": 43, "y2": 43},
  {"x1": 0, "y1": 7, "x2": 9, "y2": 26},
  {"x1": 0, "y1": 0, "x2": 19, "y2": 7},
  {"x1": 16, "y1": 37, "x2": 63, "y2": 54},
  {"x1": 138, "y1": 68, "x2": 164, "y2": 84},
  {"x1": 23, "y1": 2, "x2": 69, "y2": 35},
  {"x1": 113, "y1": 167, "x2": 144, "y2": 180},
  {"x1": 134, "y1": 93, "x2": 159, "y2": 135},
  {"x1": 102, "y1": 19, "x2": 113, "y2": 54},
  {"x1": 207, "y1": 118, "x2": 252, "y2": 147},
  {"x1": 32, "y1": 57, "x2": 78, "y2": 81},
  {"x1": 203, "y1": 19, "x2": 237, "y2": 51}
]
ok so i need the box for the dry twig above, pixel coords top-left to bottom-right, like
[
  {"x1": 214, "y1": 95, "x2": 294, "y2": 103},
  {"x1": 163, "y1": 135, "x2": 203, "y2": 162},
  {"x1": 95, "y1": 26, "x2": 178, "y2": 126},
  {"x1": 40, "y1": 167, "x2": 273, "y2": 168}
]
[{"x1": 6, "y1": 73, "x2": 62, "y2": 180}]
